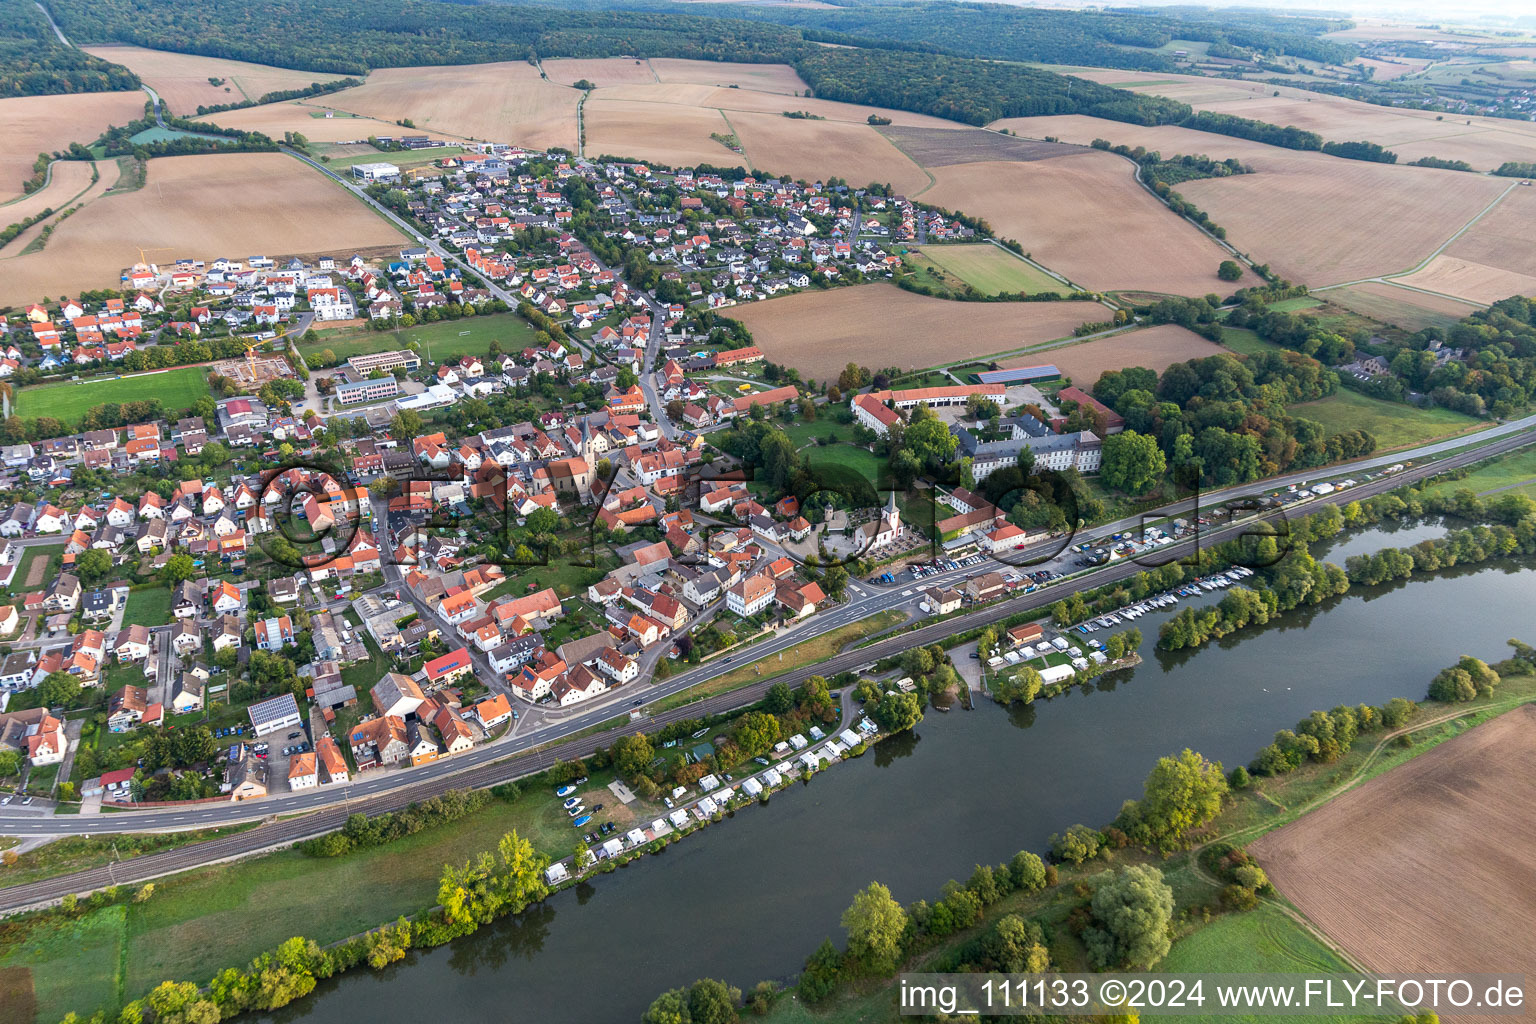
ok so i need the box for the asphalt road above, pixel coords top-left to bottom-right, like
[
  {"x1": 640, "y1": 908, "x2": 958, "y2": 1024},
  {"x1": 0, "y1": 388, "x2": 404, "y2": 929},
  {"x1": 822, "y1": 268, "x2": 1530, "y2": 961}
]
[{"x1": 0, "y1": 425, "x2": 1529, "y2": 910}]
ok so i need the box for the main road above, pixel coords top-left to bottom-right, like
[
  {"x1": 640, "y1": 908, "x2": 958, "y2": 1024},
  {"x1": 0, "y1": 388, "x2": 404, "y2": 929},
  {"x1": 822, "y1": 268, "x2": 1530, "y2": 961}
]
[{"x1": 0, "y1": 425, "x2": 1529, "y2": 910}]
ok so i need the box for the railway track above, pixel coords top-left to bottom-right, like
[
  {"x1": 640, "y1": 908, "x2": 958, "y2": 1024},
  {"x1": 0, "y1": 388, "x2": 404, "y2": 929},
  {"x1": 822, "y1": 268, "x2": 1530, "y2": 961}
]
[{"x1": 0, "y1": 428, "x2": 1530, "y2": 913}]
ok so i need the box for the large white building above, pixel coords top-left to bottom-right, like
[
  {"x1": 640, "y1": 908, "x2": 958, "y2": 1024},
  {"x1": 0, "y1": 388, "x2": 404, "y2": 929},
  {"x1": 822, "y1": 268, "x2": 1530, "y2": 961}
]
[{"x1": 351, "y1": 162, "x2": 400, "y2": 182}]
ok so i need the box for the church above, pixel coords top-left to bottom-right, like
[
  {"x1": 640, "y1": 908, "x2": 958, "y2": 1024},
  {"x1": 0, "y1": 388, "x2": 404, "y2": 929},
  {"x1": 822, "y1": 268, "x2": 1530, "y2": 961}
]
[{"x1": 856, "y1": 492, "x2": 903, "y2": 553}]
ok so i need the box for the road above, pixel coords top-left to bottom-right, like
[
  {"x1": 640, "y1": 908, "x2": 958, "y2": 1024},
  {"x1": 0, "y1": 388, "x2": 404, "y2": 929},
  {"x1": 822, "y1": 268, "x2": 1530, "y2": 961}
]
[{"x1": 0, "y1": 425, "x2": 1528, "y2": 911}]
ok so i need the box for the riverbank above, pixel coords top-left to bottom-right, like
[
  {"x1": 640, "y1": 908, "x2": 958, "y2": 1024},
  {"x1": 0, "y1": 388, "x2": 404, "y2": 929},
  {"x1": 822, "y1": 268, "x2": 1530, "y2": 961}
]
[
  {"x1": 4, "y1": 530, "x2": 1534, "y2": 1023},
  {"x1": 748, "y1": 662, "x2": 1536, "y2": 1023}
]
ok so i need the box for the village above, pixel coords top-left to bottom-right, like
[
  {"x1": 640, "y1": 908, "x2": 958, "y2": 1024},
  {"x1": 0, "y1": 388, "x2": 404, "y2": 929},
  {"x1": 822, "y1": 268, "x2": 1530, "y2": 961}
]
[{"x1": 0, "y1": 139, "x2": 1133, "y2": 817}]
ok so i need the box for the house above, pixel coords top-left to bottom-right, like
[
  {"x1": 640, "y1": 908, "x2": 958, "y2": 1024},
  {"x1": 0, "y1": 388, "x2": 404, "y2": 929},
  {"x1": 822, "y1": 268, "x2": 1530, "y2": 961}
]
[
  {"x1": 213, "y1": 614, "x2": 243, "y2": 651},
  {"x1": 108, "y1": 684, "x2": 149, "y2": 731},
  {"x1": 981, "y1": 523, "x2": 1031, "y2": 554},
  {"x1": 434, "y1": 707, "x2": 475, "y2": 756},
  {"x1": 0, "y1": 708, "x2": 68, "y2": 766},
  {"x1": 965, "y1": 572, "x2": 1008, "y2": 603},
  {"x1": 350, "y1": 714, "x2": 409, "y2": 769},
  {"x1": 371, "y1": 672, "x2": 426, "y2": 718},
  {"x1": 921, "y1": 587, "x2": 962, "y2": 615},
  {"x1": 170, "y1": 674, "x2": 204, "y2": 713},
  {"x1": 471, "y1": 693, "x2": 513, "y2": 729},
  {"x1": 255, "y1": 615, "x2": 295, "y2": 650},
  {"x1": 226, "y1": 750, "x2": 267, "y2": 801},
  {"x1": 114, "y1": 624, "x2": 152, "y2": 663},
  {"x1": 424, "y1": 647, "x2": 474, "y2": 688},
  {"x1": 316, "y1": 735, "x2": 350, "y2": 784},
  {"x1": 287, "y1": 752, "x2": 319, "y2": 790},
  {"x1": 171, "y1": 619, "x2": 201, "y2": 657},
  {"x1": 726, "y1": 572, "x2": 775, "y2": 617},
  {"x1": 211, "y1": 580, "x2": 242, "y2": 614}
]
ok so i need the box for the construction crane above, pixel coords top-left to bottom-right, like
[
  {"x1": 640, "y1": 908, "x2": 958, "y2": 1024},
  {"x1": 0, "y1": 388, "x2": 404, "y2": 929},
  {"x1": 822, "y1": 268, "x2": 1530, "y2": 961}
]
[
  {"x1": 245, "y1": 343, "x2": 259, "y2": 380},
  {"x1": 134, "y1": 245, "x2": 175, "y2": 273}
]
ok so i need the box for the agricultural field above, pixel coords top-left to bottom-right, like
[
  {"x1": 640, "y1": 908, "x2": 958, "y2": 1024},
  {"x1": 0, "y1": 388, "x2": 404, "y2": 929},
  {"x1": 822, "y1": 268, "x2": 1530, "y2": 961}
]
[
  {"x1": 0, "y1": 152, "x2": 405, "y2": 307},
  {"x1": 997, "y1": 113, "x2": 1514, "y2": 288},
  {"x1": 917, "y1": 150, "x2": 1232, "y2": 295},
  {"x1": 320, "y1": 62, "x2": 580, "y2": 149},
  {"x1": 305, "y1": 313, "x2": 539, "y2": 367},
  {"x1": 727, "y1": 109, "x2": 930, "y2": 194},
  {"x1": 1395, "y1": 256, "x2": 1536, "y2": 307},
  {"x1": 1288, "y1": 389, "x2": 1486, "y2": 451},
  {"x1": 1250, "y1": 705, "x2": 1536, "y2": 982},
  {"x1": 725, "y1": 284, "x2": 1103, "y2": 381},
  {"x1": 540, "y1": 57, "x2": 656, "y2": 89},
  {"x1": 79, "y1": 44, "x2": 345, "y2": 115},
  {"x1": 211, "y1": 101, "x2": 458, "y2": 145},
  {"x1": 1322, "y1": 281, "x2": 1480, "y2": 333},
  {"x1": 583, "y1": 80, "x2": 950, "y2": 191},
  {"x1": 0, "y1": 91, "x2": 147, "y2": 204},
  {"x1": 15, "y1": 367, "x2": 211, "y2": 426},
  {"x1": 0, "y1": 161, "x2": 98, "y2": 226},
  {"x1": 1056, "y1": 68, "x2": 1536, "y2": 171},
  {"x1": 1007, "y1": 323, "x2": 1220, "y2": 387},
  {"x1": 650, "y1": 58, "x2": 807, "y2": 95},
  {"x1": 911, "y1": 243, "x2": 1065, "y2": 295},
  {"x1": 583, "y1": 99, "x2": 736, "y2": 168}
]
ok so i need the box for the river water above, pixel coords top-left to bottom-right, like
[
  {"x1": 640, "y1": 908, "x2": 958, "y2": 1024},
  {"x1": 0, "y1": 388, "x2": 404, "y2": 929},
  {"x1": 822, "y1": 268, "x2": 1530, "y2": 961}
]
[{"x1": 267, "y1": 528, "x2": 1532, "y2": 1024}]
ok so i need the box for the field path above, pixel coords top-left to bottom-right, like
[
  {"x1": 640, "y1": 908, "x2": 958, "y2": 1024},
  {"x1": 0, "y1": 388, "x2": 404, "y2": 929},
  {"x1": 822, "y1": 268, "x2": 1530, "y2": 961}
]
[{"x1": 1316, "y1": 180, "x2": 1521, "y2": 293}]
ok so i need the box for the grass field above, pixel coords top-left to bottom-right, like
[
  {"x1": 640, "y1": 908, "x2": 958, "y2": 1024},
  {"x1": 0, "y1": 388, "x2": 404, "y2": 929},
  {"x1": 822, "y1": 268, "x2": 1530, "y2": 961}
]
[
  {"x1": 913, "y1": 243, "x2": 1065, "y2": 295},
  {"x1": 15, "y1": 367, "x2": 210, "y2": 426},
  {"x1": 308, "y1": 313, "x2": 538, "y2": 366},
  {"x1": 1323, "y1": 281, "x2": 1476, "y2": 333},
  {"x1": 1288, "y1": 389, "x2": 1487, "y2": 451},
  {"x1": 319, "y1": 146, "x2": 464, "y2": 172},
  {"x1": 1420, "y1": 446, "x2": 1536, "y2": 501},
  {"x1": 123, "y1": 586, "x2": 173, "y2": 627},
  {"x1": 656, "y1": 609, "x2": 907, "y2": 712},
  {"x1": 1265, "y1": 297, "x2": 1323, "y2": 313},
  {"x1": 1219, "y1": 326, "x2": 1279, "y2": 356}
]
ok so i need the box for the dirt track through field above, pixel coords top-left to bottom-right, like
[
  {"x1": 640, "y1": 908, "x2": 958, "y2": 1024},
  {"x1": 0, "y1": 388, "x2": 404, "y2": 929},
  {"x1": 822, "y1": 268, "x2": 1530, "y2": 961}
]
[{"x1": 1251, "y1": 705, "x2": 1536, "y2": 1023}]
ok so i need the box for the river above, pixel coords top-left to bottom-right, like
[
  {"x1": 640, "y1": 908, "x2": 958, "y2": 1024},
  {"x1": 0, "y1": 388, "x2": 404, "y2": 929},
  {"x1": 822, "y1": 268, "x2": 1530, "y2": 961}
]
[{"x1": 265, "y1": 530, "x2": 1533, "y2": 1024}]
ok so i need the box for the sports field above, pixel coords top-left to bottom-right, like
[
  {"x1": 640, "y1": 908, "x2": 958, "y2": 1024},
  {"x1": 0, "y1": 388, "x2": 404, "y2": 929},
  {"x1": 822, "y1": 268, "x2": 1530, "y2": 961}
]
[
  {"x1": 306, "y1": 313, "x2": 539, "y2": 366},
  {"x1": 1288, "y1": 388, "x2": 1487, "y2": 451},
  {"x1": 15, "y1": 367, "x2": 210, "y2": 425},
  {"x1": 914, "y1": 244, "x2": 1066, "y2": 295}
]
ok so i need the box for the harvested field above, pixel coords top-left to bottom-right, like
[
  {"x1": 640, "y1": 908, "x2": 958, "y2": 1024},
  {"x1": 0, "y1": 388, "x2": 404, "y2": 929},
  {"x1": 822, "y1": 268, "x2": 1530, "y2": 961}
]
[
  {"x1": 1176, "y1": 159, "x2": 1506, "y2": 285},
  {"x1": 541, "y1": 57, "x2": 655, "y2": 89},
  {"x1": 1440, "y1": 182, "x2": 1536, "y2": 280},
  {"x1": 0, "y1": 160, "x2": 97, "y2": 224},
  {"x1": 993, "y1": 113, "x2": 1517, "y2": 286},
  {"x1": 1395, "y1": 256, "x2": 1536, "y2": 306},
  {"x1": 0, "y1": 152, "x2": 404, "y2": 307},
  {"x1": 322, "y1": 63, "x2": 579, "y2": 149},
  {"x1": 728, "y1": 110, "x2": 929, "y2": 193},
  {"x1": 0, "y1": 91, "x2": 146, "y2": 203},
  {"x1": 1007, "y1": 323, "x2": 1219, "y2": 385},
  {"x1": 1059, "y1": 69, "x2": 1536, "y2": 170},
  {"x1": 920, "y1": 153, "x2": 1231, "y2": 294},
  {"x1": 0, "y1": 161, "x2": 116, "y2": 258},
  {"x1": 584, "y1": 99, "x2": 736, "y2": 168},
  {"x1": 591, "y1": 82, "x2": 958, "y2": 128},
  {"x1": 649, "y1": 59, "x2": 807, "y2": 95},
  {"x1": 878, "y1": 126, "x2": 1077, "y2": 167},
  {"x1": 1325, "y1": 282, "x2": 1480, "y2": 332},
  {"x1": 80, "y1": 44, "x2": 343, "y2": 115},
  {"x1": 1251, "y1": 704, "x2": 1536, "y2": 1021},
  {"x1": 211, "y1": 101, "x2": 456, "y2": 144},
  {"x1": 726, "y1": 284, "x2": 1103, "y2": 381}
]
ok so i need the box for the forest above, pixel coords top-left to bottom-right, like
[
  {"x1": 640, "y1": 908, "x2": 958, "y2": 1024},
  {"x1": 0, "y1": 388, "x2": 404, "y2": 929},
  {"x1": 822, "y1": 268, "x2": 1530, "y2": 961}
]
[{"x1": 0, "y1": 0, "x2": 140, "y2": 97}]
